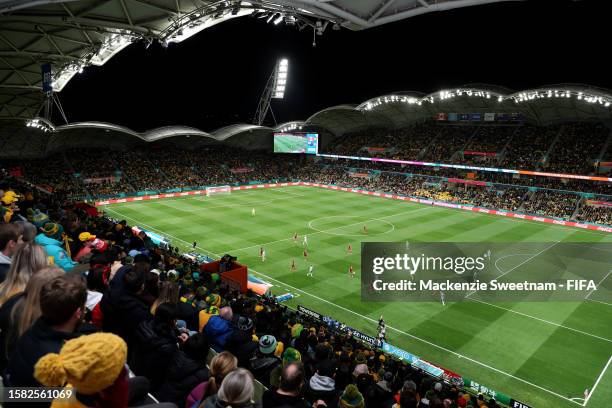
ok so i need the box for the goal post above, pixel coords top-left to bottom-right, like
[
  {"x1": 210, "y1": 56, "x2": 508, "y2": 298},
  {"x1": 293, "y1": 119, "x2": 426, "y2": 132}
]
[{"x1": 206, "y1": 185, "x2": 232, "y2": 197}]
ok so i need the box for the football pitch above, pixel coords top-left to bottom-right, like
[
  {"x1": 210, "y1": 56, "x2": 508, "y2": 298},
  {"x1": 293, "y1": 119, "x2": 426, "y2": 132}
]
[{"x1": 100, "y1": 186, "x2": 612, "y2": 408}]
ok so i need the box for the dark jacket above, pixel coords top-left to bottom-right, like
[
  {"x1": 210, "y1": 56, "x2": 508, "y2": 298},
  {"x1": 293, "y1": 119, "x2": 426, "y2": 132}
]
[
  {"x1": 156, "y1": 350, "x2": 209, "y2": 406},
  {"x1": 262, "y1": 389, "x2": 310, "y2": 408},
  {"x1": 225, "y1": 329, "x2": 258, "y2": 369},
  {"x1": 176, "y1": 299, "x2": 200, "y2": 332},
  {"x1": 0, "y1": 293, "x2": 24, "y2": 373},
  {"x1": 249, "y1": 354, "x2": 281, "y2": 389},
  {"x1": 130, "y1": 319, "x2": 178, "y2": 392},
  {"x1": 100, "y1": 286, "x2": 151, "y2": 349},
  {"x1": 4, "y1": 318, "x2": 87, "y2": 387}
]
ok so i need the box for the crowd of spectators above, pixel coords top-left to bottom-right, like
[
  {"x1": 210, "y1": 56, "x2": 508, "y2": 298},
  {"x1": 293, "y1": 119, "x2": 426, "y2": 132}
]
[
  {"x1": 576, "y1": 204, "x2": 612, "y2": 225},
  {"x1": 544, "y1": 122, "x2": 608, "y2": 174},
  {"x1": 0, "y1": 179, "x2": 505, "y2": 408},
  {"x1": 521, "y1": 190, "x2": 581, "y2": 219}
]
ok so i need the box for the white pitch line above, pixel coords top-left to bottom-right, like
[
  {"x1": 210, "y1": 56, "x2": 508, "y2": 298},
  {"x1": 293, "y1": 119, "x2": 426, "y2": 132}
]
[
  {"x1": 224, "y1": 207, "x2": 431, "y2": 254},
  {"x1": 467, "y1": 298, "x2": 612, "y2": 343},
  {"x1": 103, "y1": 203, "x2": 587, "y2": 406},
  {"x1": 584, "y1": 269, "x2": 612, "y2": 300},
  {"x1": 583, "y1": 355, "x2": 612, "y2": 406},
  {"x1": 465, "y1": 241, "x2": 561, "y2": 298},
  {"x1": 587, "y1": 298, "x2": 612, "y2": 307}
]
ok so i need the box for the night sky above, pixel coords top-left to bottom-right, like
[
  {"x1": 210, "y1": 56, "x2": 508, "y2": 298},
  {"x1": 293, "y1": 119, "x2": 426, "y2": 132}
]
[{"x1": 58, "y1": 0, "x2": 608, "y2": 132}]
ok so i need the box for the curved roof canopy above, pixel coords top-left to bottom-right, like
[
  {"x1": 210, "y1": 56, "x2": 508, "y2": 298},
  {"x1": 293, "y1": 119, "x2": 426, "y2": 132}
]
[
  {"x1": 2, "y1": 83, "x2": 610, "y2": 159},
  {"x1": 0, "y1": 0, "x2": 514, "y2": 120}
]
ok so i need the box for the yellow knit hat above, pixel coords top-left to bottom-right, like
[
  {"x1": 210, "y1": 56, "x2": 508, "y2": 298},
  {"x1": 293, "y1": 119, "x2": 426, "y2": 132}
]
[{"x1": 35, "y1": 333, "x2": 127, "y2": 395}]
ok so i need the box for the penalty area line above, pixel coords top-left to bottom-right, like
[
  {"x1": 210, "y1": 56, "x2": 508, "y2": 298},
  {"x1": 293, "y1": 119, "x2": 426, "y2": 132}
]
[{"x1": 583, "y1": 355, "x2": 612, "y2": 406}]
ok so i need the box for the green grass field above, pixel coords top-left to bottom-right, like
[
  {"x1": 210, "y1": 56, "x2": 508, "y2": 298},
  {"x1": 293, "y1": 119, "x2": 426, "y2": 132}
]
[
  {"x1": 100, "y1": 186, "x2": 612, "y2": 408},
  {"x1": 274, "y1": 135, "x2": 307, "y2": 153}
]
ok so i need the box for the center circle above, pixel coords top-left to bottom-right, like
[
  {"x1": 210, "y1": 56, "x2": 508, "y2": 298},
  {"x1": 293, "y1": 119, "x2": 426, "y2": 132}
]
[{"x1": 308, "y1": 215, "x2": 395, "y2": 236}]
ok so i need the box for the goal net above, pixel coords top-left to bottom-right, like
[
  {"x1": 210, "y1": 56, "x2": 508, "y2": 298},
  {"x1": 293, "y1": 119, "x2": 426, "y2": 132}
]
[{"x1": 206, "y1": 186, "x2": 232, "y2": 196}]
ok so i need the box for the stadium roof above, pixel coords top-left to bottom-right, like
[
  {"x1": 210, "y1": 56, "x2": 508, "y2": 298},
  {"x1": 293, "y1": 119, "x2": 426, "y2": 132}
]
[
  {"x1": 0, "y1": 0, "x2": 513, "y2": 120},
  {"x1": 3, "y1": 83, "x2": 612, "y2": 158}
]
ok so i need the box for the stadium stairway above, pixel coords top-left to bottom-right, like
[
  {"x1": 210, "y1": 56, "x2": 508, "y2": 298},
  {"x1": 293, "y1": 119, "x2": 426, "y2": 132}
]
[
  {"x1": 495, "y1": 127, "x2": 521, "y2": 166},
  {"x1": 417, "y1": 126, "x2": 443, "y2": 160}
]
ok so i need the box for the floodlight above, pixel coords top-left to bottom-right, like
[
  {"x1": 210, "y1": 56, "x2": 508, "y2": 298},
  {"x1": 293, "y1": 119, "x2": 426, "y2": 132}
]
[
  {"x1": 273, "y1": 14, "x2": 283, "y2": 25},
  {"x1": 275, "y1": 92, "x2": 284, "y2": 98},
  {"x1": 267, "y1": 13, "x2": 275, "y2": 23}
]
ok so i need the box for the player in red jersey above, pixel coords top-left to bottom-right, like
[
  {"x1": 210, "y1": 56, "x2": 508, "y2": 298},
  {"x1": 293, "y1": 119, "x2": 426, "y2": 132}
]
[
  {"x1": 303, "y1": 248, "x2": 308, "y2": 259},
  {"x1": 347, "y1": 244, "x2": 352, "y2": 254},
  {"x1": 293, "y1": 232, "x2": 298, "y2": 244},
  {"x1": 290, "y1": 258, "x2": 297, "y2": 272},
  {"x1": 363, "y1": 225, "x2": 367, "y2": 234},
  {"x1": 349, "y1": 265, "x2": 355, "y2": 278}
]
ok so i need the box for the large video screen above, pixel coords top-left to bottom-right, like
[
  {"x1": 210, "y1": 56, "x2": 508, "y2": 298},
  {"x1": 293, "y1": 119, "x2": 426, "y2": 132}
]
[{"x1": 274, "y1": 133, "x2": 319, "y2": 154}]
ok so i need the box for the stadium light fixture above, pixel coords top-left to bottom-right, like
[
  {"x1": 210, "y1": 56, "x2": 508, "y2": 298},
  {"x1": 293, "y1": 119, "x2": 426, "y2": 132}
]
[
  {"x1": 272, "y1": 58, "x2": 289, "y2": 99},
  {"x1": 273, "y1": 14, "x2": 284, "y2": 25}
]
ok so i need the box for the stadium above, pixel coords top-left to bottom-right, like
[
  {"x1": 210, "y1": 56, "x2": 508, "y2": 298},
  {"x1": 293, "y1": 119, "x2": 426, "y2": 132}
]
[{"x1": 0, "y1": 1, "x2": 610, "y2": 408}]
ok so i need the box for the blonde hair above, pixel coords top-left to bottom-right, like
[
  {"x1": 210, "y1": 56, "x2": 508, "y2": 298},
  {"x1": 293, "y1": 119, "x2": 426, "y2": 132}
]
[
  {"x1": 10, "y1": 266, "x2": 64, "y2": 337},
  {"x1": 151, "y1": 281, "x2": 179, "y2": 315},
  {"x1": 199, "y1": 351, "x2": 237, "y2": 405},
  {"x1": 217, "y1": 368, "x2": 254, "y2": 405},
  {"x1": 0, "y1": 243, "x2": 48, "y2": 307}
]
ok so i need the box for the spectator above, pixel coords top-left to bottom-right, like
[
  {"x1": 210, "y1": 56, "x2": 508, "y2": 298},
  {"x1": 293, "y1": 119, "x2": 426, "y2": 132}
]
[
  {"x1": 157, "y1": 332, "x2": 210, "y2": 406},
  {"x1": 4, "y1": 274, "x2": 90, "y2": 388},
  {"x1": 35, "y1": 222, "x2": 77, "y2": 272},
  {"x1": 34, "y1": 332, "x2": 175, "y2": 408},
  {"x1": 101, "y1": 266, "x2": 151, "y2": 350},
  {"x1": 225, "y1": 316, "x2": 258, "y2": 369},
  {"x1": 205, "y1": 306, "x2": 234, "y2": 352},
  {"x1": 85, "y1": 263, "x2": 109, "y2": 329},
  {"x1": 14, "y1": 220, "x2": 37, "y2": 243},
  {"x1": 0, "y1": 223, "x2": 23, "y2": 282},
  {"x1": 249, "y1": 334, "x2": 281, "y2": 388},
  {"x1": 201, "y1": 368, "x2": 258, "y2": 408},
  {"x1": 338, "y1": 384, "x2": 365, "y2": 408},
  {"x1": 0, "y1": 242, "x2": 47, "y2": 307},
  {"x1": 131, "y1": 302, "x2": 182, "y2": 392},
  {"x1": 262, "y1": 361, "x2": 310, "y2": 408},
  {"x1": 3, "y1": 267, "x2": 64, "y2": 360},
  {"x1": 152, "y1": 281, "x2": 179, "y2": 315},
  {"x1": 305, "y1": 360, "x2": 338, "y2": 407},
  {"x1": 34, "y1": 332, "x2": 130, "y2": 407},
  {"x1": 191, "y1": 351, "x2": 238, "y2": 408}
]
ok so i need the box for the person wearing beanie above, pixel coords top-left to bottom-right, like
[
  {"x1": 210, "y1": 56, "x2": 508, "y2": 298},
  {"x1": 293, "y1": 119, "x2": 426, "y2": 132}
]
[
  {"x1": 35, "y1": 222, "x2": 77, "y2": 272},
  {"x1": 249, "y1": 334, "x2": 281, "y2": 388},
  {"x1": 34, "y1": 333, "x2": 129, "y2": 407},
  {"x1": 339, "y1": 384, "x2": 364, "y2": 408},
  {"x1": 199, "y1": 305, "x2": 219, "y2": 332},
  {"x1": 204, "y1": 306, "x2": 233, "y2": 352},
  {"x1": 225, "y1": 315, "x2": 257, "y2": 369}
]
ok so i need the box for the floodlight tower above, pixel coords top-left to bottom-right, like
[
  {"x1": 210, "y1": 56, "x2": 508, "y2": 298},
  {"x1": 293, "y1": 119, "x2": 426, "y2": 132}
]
[{"x1": 254, "y1": 58, "x2": 288, "y2": 126}]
